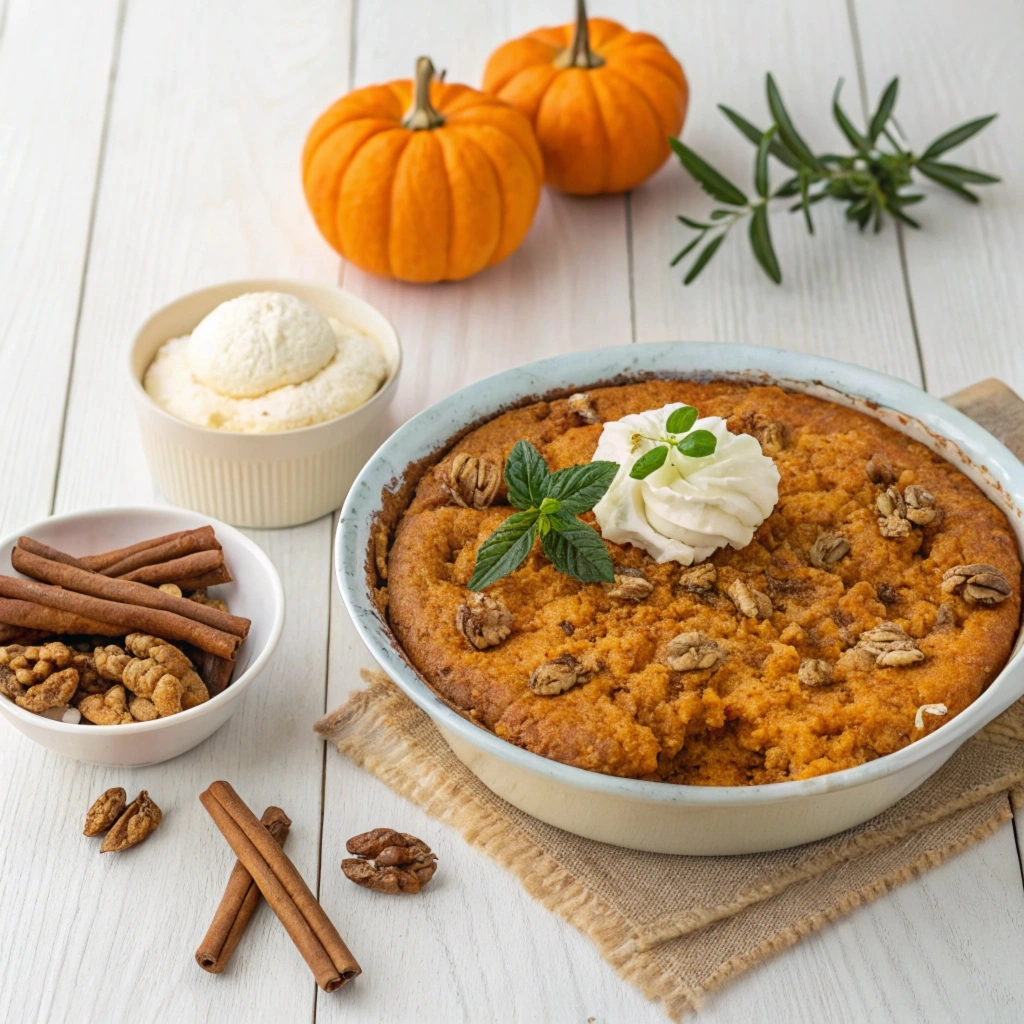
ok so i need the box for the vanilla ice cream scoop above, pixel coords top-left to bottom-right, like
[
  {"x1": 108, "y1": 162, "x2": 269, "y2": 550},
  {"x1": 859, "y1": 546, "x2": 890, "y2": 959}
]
[{"x1": 187, "y1": 291, "x2": 338, "y2": 398}]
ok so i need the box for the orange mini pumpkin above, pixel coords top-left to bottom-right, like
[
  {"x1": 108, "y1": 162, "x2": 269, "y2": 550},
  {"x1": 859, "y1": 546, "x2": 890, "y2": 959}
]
[
  {"x1": 482, "y1": 0, "x2": 688, "y2": 195},
  {"x1": 302, "y1": 57, "x2": 544, "y2": 283}
]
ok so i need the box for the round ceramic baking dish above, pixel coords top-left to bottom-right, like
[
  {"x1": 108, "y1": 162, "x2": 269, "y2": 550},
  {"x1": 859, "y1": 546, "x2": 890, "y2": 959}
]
[
  {"x1": 336, "y1": 343, "x2": 1024, "y2": 855},
  {"x1": 0, "y1": 506, "x2": 284, "y2": 767},
  {"x1": 129, "y1": 279, "x2": 402, "y2": 528}
]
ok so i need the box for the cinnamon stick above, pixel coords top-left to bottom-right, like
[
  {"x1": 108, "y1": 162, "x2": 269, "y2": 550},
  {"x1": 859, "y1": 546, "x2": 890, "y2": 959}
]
[
  {"x1": 196, "y1": 806, "x2": 292, "y2": 974},
  {"x1": 0, "y1": 597, "x2": 123, "y2": 637},
  {"x1": 12, "y1": 547, "x2": 250, "y2": 640},
  {"x1": 77, "y1": 529, "x2": 195, "y2": 571},
  {"x1": 119, "y1": 549, "x2": 229, "y2": 587},
  {"x1": 0, "y1": 576, "x2": 240, "y2": 659},
  {"x1": 174, "y1": 566, "x2": 233, "y2": 591},
  {"x1": 0, "y1": 623, "x2": 49, "y2": 645},
  {"x1": 200, "y1": 781, "x2": 360, "y2": 992},
  {"x1": 100, "y1": 527, "x2": 221, "y2": 578},
  {"x1": 184, "y1": 646, "x2": 236, "y2": 696},
  {"x1": 16, "y1": 537, "x2": 91, "y2": 571}
]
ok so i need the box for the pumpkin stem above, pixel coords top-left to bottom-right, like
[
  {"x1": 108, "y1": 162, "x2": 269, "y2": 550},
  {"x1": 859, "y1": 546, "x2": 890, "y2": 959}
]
[
  {"x1": 554, "y1": 0, "x2": 605, "y2": 70},
  {"x1": 402, "y1": 56, "x2": 446, "y2": 131}
]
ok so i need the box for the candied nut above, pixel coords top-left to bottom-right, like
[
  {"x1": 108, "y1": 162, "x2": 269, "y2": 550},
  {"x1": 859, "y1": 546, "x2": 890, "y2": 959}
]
[
  {"x1": 94, "y1": 644, "x2": 130, "y2": 682},
  {"x1": 855, "y1": 622, "x2": 924, "y2": 668},
  {"x1": 128, "y1": 696, "x2": 158, "y2": 722},
  {"x1": 876, "y1": 584, "x2": 899, "y2": 605},
  {"x1": 877, "y1": 648, "x2": 925, "y2": 667},
  {"x1": 529, "y1": 654, "x2": 589, "y2": 696},
  {"x1": 15, "y1": 667, "x2": 79, "y2": 714},
  {"x1": 809, "y1": 532, "x2": 850, "y2": 569},
  {"x1": 865, "y1": 453, "x2": 895, "y2": 485},
  {"x1": 903, "y1": 484, "x2": 940, "y2": 526},
  {"x1": 798, "y1": 658, "x2": 833, "y2": 687},
  {"x1": 456, "y1": 592, "x2": 513, "y2": 650},
  {"x1": 665, "y1": 632, "x2": 724, "y2": 672},
  {"x1": 158, "y1": 583, "x2": 183, "y2": 598},
  {"x1": 342, "y1": 828, "x2": 437, "y2": 894},
  {"x1": 941, "y1": 564, "x2": 1013, "y2": 605},
  {"x1": 440, "y1": 453, "x2": 502, "y2": 510},
  {"x1": 727, "y1": 579, "x2": 773, "y2": 620},
  {"x1": 878, "y1": 514, "x2": 912, "y2": 539},
  {"x1": 876, "y1": 486, "x2": 906, "y2": 519},
  {"x1": 1, "y1": 641, "x2": 73, "y2": 686},
  {"x1": 676, "y1": 562, "x2": 717, "y2": 594},
  {"x1": 120, "y1": 634, "x2": 208, "y2": 717},
  {"x1": 0, "y1": 663, "x2": 23, "y2": 701},
  {"x1": 606, "y1": 568, "x2": 654, "y2": 602},
  {"x1": 189, "y1": 589, "x2": 228, "y2": 613},
  {"x1": 100, "y1": 791, "x2": 162, "y2": 852},
  {"x1": 70, "y1": 651, "x2": 108, "y2": 694},
  {"x1": 84, "y1": 787, "x2": 126, "y2": 837},
  {"x1": 78, "y1": 685, "x2": 134, "y2": 725},
  {"x1": 567, "y1": 392, "x2": 601, "y2": 425}
]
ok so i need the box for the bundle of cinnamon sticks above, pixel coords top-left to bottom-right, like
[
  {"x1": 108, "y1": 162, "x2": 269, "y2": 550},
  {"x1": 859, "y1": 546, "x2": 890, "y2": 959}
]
[{"x1": 1, "y1": 527, "x2": 248, "y2": 695}]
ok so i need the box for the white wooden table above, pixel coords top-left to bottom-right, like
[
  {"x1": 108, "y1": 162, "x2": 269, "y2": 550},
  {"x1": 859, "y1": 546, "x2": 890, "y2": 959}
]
[{"x1": 2, "y1": 1, "x2": 1023, "y2": 1021}]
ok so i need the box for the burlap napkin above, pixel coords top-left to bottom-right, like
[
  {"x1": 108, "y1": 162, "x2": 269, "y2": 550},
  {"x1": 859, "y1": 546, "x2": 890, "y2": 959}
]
[{"x1": 315, "y1": 671, "x2": 1024, "y2": 1019}]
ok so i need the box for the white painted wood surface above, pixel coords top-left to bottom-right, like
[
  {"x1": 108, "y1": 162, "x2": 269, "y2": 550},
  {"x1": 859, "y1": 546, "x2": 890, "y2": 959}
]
[{"x1": 1, "y1": 1, "x2": 1022, "y2": 1022}]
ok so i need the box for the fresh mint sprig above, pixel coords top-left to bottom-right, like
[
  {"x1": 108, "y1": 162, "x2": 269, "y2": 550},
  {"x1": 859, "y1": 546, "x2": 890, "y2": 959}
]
[
  {"x1": 467, "y1": 441, "x2": 618, "y2": 591},
  {"x1": 628, "y1": 405, "x2": 718, "y2": 480}
]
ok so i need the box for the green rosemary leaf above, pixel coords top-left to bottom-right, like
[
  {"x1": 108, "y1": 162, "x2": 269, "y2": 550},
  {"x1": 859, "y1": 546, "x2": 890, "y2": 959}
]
[
  {"x1": 709, "y1": 209, "x2": 734, "y2": 220},
  {"x1": 504, "y1": 440, "x2": 550, "y2": 509},
  {"x1": 683, "y1": 233, "x2": 726, "y2": 285},
  {"x1": 749, "y1": 205, "x2": 782, "y2": 284},
  {"x1": 888, "y1": 204, "x2": 921, "y2": 229},
  {"x1": 467, "y1": 510, "x2": 539, "y2": 591},
  {"x1": 921, "y1": 114, "x2": 997, "y2": 159},
  {"x1": 799, "y1": 174, "x2": 814, "y2": 235},
  {"x1": 541, "y1": 512, "x2": 615, "y2": 585},
  {"x1": 670, "y1": 233, "x2": 704, "y2": 267},
  {"x1": 774, "y1": 175, "x2": 801, "y2": 198},
  {"x1": 669, "y1": 137, "x2": 748, "y2": 206},
  {"x1": 868, "y1": 78, "x2": 900, "y2": 144},
  {"x1": 677, "y1": 214, "x2": 714, "y2": 229},
  {"x1": 630, "y1": 445, "x2": 669, "y2": 479},
  {"x1": 917, "y1": 160, "x2": 1000, "y2": 185},
  {"x1": 916, "y1": 160, "x2": 979, "y2": 203},
  {"x1": 755, "y1": 126, "x2": 775, "y2": 198},
  {"x1": 765, "y1": 74, "x2": 822, "y2": 170},
  {"x1": 896, "y1": 193, "x2": 925, "y2": 205},
  {"x1": 677, "y1": 429, "x2": 718, "y2": 458},
  {"x1": 717, "y1": 104, "x2": 801, "y2": 169},
  {"x1": 665, "y1": 405, "x2": 699, "y2": 434},
  {"x1": 546, "y1": 461, "x2": 619, "y2": 514},
  {"x1": 832, "y1": 79, "x2": 869, "y2": 152}
]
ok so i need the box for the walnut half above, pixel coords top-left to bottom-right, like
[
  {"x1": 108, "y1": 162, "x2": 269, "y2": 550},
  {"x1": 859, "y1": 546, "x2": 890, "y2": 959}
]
[
  {"x1": 456, "y1": 592, "x2": 513, "y2": 650},
  {"x1": 441, "y1": 454, "x2": 502, "y2": 510},
  {"x1": 664, "y1": 632, "x2": 724, "y2": 672},
  {"x1": 941, "y1": 564, "x2": 1013, "y2": 605},
  {"x1": 605, "y1": 568, "x2": 654, "y2": 602},
  {"x1": 798, "y1": 658, "x2": 833, "y2": 687},
  {"x1": 528, "y1": 654, "x2": 590, "y2": 696}
]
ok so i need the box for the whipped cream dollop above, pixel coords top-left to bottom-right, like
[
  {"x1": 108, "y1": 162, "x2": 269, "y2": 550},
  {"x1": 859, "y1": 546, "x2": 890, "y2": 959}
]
[{"x1": 592, "y1": 404, "x2": 780, "y2": 565}]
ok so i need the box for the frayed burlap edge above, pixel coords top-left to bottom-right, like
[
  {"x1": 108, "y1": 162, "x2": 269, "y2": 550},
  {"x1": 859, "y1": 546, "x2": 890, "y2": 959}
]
[{"x1": 316, "y1": 672, "x2": 1016, "y2": 1020}]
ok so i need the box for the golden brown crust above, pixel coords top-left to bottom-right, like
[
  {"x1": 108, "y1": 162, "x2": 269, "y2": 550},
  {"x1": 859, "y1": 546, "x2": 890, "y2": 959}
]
[{"x1": 386, "y1": 382, "x2": 1023, "y2": 785}]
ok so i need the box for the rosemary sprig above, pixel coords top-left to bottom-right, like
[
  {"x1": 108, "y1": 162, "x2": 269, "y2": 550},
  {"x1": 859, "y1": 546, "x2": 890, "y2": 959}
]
[{"x1": 669, "y1": 74, "x2": 999, "y2": 285}]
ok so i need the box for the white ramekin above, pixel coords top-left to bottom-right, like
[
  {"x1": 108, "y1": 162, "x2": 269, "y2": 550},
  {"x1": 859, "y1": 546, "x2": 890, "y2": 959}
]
[
  {"x1": 336, "y1": 343, "x2": 1024, "y2": 855},
  {"x1": 0, "y1": 506, "x2": 285, "y2": 766},
  {"x1": 129, "y1": 279, "x2": 402, "y2": 528}
]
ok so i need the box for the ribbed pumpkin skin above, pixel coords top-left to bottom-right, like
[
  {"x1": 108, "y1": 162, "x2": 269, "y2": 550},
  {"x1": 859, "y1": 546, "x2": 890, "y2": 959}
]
[
  {"x1": 302, "y1": 81, "x2": 544, "y2": 283},
  {"x1": 483, "y1": 18, "x2": 688, "y2": 195}
]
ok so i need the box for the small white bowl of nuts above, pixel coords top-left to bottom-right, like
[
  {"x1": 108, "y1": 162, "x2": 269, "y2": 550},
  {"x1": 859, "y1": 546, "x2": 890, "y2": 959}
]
[{"x1": 0, "y1": 506, "x2": 284, "y2": 766}]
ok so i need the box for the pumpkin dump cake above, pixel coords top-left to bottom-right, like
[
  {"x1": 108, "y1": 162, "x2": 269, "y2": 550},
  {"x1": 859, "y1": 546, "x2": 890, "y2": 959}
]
[{"x1": 384, "y1": 381, "x2": 1021, "y2": 786}]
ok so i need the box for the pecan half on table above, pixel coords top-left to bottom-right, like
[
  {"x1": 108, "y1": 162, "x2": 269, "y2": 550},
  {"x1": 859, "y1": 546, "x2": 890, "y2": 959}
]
[{"x1": 342, "y1": 828, "x2": 438, "y2": 895}]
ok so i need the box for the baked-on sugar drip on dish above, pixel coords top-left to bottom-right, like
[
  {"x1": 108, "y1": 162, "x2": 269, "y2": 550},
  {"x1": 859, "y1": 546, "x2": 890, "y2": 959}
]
[{"x1": 144, "y1": 291, "x2": 388, "y2": 433}]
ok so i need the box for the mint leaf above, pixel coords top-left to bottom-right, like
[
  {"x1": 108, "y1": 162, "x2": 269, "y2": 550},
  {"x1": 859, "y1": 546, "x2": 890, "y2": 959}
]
[
  {"x1": 678, "y1": 429, "x2": 717, "y2": 458},
  {"x1": 504, "y1": 440, "x2": 550, "y2": 510},
  {"x1": 467, "y1": 509, "x2": 539, "y2": 591},
  {"x1": 541, "y1": 511, "x2": 615, "y2": 584},
  {"x1": 630, "y1": 445, "x2": 669, "y2": 480},
  {"x1": 665, "y1": 405, "x2": 698, "y2": 434},
  {"x1": 546, "y1": 461, "x2": 618, "y2": 514}
]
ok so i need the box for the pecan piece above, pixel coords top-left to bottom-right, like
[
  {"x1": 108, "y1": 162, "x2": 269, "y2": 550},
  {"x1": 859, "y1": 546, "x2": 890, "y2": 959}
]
[
  {"x1": 567, "y1": 392, "x2": 601, "y2": 425},
  {"x1": 456, "y1": 592, "x2": 513, "y2": 650},
  {"x1": 1, "y1": 641, "x2": 73, "y2": 686},
  {"x1": 84, "y1": 787, "x2": 126, "y2": 837},
  {"x1": 100, "y1": 790, "x2": 162, "y2": 852},
  {"x1": 94, "y1": 644, "x2": 131, "y2": 682},
  {"x1": 440, "y1": 453, "x2": 501, "y2": 510},
  {"x1": 727, "y1": 579, "x2": 773, "y2": 620},
  {"x1": 903, "y1": 484, "x2": 940, "y2": 526},
  {"x1": 941, "y1": 564, "x2": 1013, "y2": 605},
  {"x1": 675, "y1": 562, "x2": 717, "y2": 595},
  {"x1": 855, "y1": 622, "x2": 924, "y2": 667},
  {"x1": 605, "y1": 567, "x2": 654, "y2": 602},
  {"x1": 528, "y1": 654, "x2": 589, "y2": 696},
  {"x1": 932, "y1": 602, "x2": 957, "y2": 632},
  {"x1": 122, "y1": 634, "x2": 208, "y2": 715},
  {"x1": 809, "y1": 532, "x2": 850, "y2": 569},
  {"x1": 15, "y1": 666, "x2": 79, "y2": 714},
  {"x1": 342, "y1": 828, "x2": 437, "y2": 894},
  {"x1": 754, "y1": 420, "x2": 785, "y2": 456},
  {"x1": 665, "y1": 632, "x2": 724, "y2": 672},
  {"x1": 798, "y1": 658, "x2": 833, "y2": 687},
  {"x1": 865, "y1": 453, "x2": 895, "y2": 485},
  {"x1": 77, "y1": 684, "x2": 134, "y2": 725}
]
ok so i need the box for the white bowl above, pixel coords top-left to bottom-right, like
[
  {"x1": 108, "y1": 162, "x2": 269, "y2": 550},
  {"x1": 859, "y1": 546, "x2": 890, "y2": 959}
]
[
  {"x1": 336, "y1": 343, "x2": 1024, "y2": 855},
  {"x1": 129, "y1": 279, "x2": 402, "y2": 529},
  {"x1": 0, "y1": 506, "x2": 285, "y2": 766}
]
